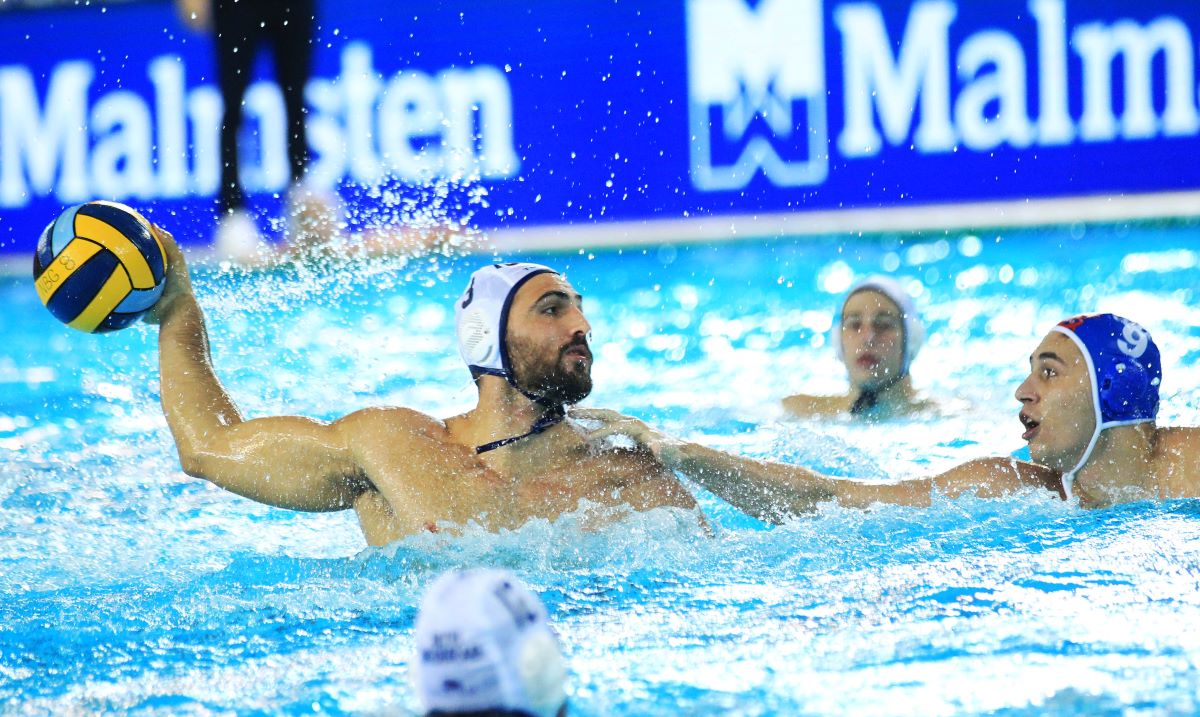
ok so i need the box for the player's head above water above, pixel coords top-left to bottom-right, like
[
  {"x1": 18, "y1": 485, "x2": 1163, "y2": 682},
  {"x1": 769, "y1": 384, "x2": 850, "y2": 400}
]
[
  {"x1": 413, "y1": 568, "x2": 568, "y2": 717},
  {"x1": 455, "y1": 263, "x2": 593, "y2": 407},
  {"x1": 836, "y1": 275, "x2": 925, "y2": 395},
  {"x1": 1016, "y1": 313, "x2": 1161, "y2": 497}
]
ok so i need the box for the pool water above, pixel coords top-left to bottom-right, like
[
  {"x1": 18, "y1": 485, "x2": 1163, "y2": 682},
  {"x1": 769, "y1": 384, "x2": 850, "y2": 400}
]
[{"x1": 3, "y1": 224, "x2": 1200, "y2": 715}]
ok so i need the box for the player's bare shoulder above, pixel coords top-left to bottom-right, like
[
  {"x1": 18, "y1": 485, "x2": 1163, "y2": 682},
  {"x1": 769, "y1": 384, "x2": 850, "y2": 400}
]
[
  {"x1": 783, "y1": 393, "x2": 849, "y2": 418},
  {"x1": 330, "y1": 405, "x2": 487, "y2": 538},
  {"x1": 334, "y1": 405, "x2": 451, "y2": 451},
  {"x1": 1154, "y1": 427, "x2": 1200, "y2": 498}
]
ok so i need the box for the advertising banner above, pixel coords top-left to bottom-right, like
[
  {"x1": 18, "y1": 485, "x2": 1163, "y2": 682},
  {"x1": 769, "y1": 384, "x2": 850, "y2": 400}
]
[{"x1": 3, "y1": 0, "x2": 1200, "y2": 253}]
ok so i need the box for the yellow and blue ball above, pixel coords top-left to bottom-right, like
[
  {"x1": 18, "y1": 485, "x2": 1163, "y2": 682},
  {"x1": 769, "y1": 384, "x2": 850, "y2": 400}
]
[{"x1": 33, "y1": 201, "x2": 168, "y2": 333}]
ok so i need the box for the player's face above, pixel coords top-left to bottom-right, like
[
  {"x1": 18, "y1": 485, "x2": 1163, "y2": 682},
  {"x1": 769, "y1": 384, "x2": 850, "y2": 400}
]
[
  {"x1": 1015, "y1": 331, "x2": 1096, "y2": 471},
  {"x1": 840, "y1": 290, "x2": 906, "y2": 390},
  {"x1": 506, "y1": 273, "x2": 593, "y2": 405}
]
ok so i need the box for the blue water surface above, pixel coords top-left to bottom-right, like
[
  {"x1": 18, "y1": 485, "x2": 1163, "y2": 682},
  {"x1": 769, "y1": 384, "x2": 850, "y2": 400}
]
[{"x1": 2, "y1": 224, "x2": 1200, "y2": 715}]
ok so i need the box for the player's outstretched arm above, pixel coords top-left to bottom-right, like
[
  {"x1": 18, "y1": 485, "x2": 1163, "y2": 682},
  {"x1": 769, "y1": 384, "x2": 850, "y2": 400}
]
[
  {"x1": 146, "y1": 226, "x2": 367, "y2": 511},
  {"x1": 580, "y1": 409, "x2": 1061, "y2": 520},
  {"x1": 578, "y1": 408, "x2": 842, "y2": 521}
]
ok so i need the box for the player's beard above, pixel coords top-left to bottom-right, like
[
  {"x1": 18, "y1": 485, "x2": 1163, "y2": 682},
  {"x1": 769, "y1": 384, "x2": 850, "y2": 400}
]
[{"x1": 508, "y1": 334, "x2": 593, "y2": 405}]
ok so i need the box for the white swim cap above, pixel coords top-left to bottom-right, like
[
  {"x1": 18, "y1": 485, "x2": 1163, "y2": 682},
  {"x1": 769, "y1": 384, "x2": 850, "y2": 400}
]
[
  {"x1": 835, "y1": 275, "x2": 925, "y2": 376},
  {"x1": 413, "y1": 568, "x2": 567, "y2": 717},
  {"x1": 455, "y1": 263, "x2": 558, "y2": 380}
]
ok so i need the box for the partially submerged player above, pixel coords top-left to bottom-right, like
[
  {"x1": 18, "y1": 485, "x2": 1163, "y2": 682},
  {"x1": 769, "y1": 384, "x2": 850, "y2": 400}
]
[
  {"x1": 148, "y1": 227, "x2": 698, "y2": 546},
  {"x1": 784, "y1": 276, "x2": 934, "y2": 420}
]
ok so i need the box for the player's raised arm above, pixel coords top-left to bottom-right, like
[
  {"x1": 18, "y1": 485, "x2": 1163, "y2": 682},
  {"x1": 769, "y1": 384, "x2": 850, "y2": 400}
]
[{"x1": 146, "y1": 226, "x2": 367, "y2": 511}]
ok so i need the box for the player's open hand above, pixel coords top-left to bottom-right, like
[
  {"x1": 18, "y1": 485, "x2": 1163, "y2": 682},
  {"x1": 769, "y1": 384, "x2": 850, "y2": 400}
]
[{"x1": 573, "y1": 408, "x2": 682, "y2": 465}]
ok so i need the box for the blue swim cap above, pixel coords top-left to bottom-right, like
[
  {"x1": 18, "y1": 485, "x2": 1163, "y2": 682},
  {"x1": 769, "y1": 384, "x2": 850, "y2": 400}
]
[{"x1": 1049, "y1": 313, "x2": 1161, "y2": 498}]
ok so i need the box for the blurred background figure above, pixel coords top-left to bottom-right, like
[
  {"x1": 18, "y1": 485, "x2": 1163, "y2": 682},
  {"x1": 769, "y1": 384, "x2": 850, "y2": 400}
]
[
  {"x1": 784, "y1": 275, "x2": 933, "y2": 420},
  {"x1": 176, "y1": 0, "x2": 339, "y2": 259},
  {"x1": 413, "y1": 568, "x2": 568, "y2": 717}
]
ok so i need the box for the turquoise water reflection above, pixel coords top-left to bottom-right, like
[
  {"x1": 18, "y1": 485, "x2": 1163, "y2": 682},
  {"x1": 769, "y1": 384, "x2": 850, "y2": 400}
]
[{"x1": 2, "y1": 224, "x2": 1199, "y2": 715}]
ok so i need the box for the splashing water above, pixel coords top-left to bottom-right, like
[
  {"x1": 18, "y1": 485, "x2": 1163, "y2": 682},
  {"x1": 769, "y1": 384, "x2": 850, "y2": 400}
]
[{"x1": 3, "y1": 223, "x2": 1200, "y2": 715}]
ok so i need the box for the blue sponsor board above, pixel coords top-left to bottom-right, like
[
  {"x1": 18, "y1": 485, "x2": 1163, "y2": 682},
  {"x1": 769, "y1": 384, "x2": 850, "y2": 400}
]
[{"x1": 3, "y1": 0, "x2": 1200, "y2": 253}]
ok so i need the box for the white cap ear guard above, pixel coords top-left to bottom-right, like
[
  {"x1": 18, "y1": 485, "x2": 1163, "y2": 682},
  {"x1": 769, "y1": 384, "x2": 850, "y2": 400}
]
[
  {"x1": 412, "y1": 568, "x2": 567, "y2": 717},
  {"x1": 455, "y1": 263, "x2": 558, "y2": 378},
  {"x1": 833, "y1": 275, "x2": 925, "y2": 374}
]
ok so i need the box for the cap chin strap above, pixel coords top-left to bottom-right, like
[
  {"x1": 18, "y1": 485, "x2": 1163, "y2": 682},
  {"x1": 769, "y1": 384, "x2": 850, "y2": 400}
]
[
  {"x1": 474, "y1": 372, "x2": 566, "y2": 454},
  {"x1": 849, "y1": 365, "x2": 907, "y2": 415},
  {"x1": 475, "y1": 403, "x2": 566, "y2": 454},
  {"x1": 1060, "y1": 427, "x2": 1101, "y2": 502},
  {"x1": 850, "y1": 376, "x2": 904, "y2": 414},
  {"x1": 1060, "y1": 417, "x2": 1154, "y2": 501}
]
